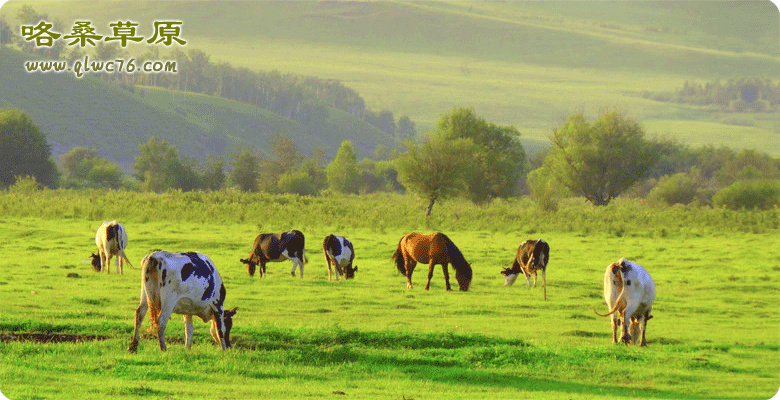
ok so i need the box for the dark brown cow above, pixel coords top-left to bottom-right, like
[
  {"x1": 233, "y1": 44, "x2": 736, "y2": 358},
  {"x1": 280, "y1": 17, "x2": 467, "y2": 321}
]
[
  {"x1": 240, "y1": 230, "x2": 307, "y2": 278},
  {"x1": 501, "y1": 239, "x2": 550, "y2": 300}
]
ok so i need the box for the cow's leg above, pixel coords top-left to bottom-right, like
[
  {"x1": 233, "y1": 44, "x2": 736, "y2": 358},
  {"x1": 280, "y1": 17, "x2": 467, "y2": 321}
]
[
  {"x1": 541, "y1": 268, "x2": 547, "y2": 301},
  {"x1": 610, "y1": 313, "x2": 619, "y2": 344},
  {"x1": 326, "y1": 254, "x2": 333, "y2": 281},
  {"x1": 639, "y1": 310, "x2": 651, "y2": 347},
  {"x1": 424, "y1": 262, "x2": 436, "y2": 290},
  {"x1": 118, "y1": 251, "x2": 124, "y2": 275},
  {"x1": 621, "y1": 305, "x2": 635, "y2": 345},
  {"x1": 128, "y1": 292, "x2": 148, "y2": 353},
  {"x1": 156, "y1": 302, "x2": 176, "y2": 351},
  {"x1": 101, "y1": 251, "x2": 109, "y2": 274},
  {"x1": 183, "y1": 314, "x2": 194, "y2": 349},
  {"x1": 441, "y1": 263, "x2": 452, "y2": 291},
  {"x1": 260, "y1": 261, "x2": 266, "y2": 278}
]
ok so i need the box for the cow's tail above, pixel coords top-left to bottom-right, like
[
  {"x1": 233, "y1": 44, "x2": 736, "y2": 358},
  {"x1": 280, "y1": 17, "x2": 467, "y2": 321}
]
[
  {"x1": 120, "y1": 251, "x2": 135, "y2": 269},
  {"x1": 141, "y1": 254, "x2": 162, "y2": 331},
  {"x1": 594, "y1": 288, "x2": 626, "y2": 317}
]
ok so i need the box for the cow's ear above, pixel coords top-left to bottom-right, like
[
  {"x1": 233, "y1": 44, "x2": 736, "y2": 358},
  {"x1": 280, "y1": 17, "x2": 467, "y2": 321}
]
[
  {"x1": 239, "y1": 259, "x2": 248, "y2": 264},
  {"x1": 353, "y1": 266, "x2": 358, "y2": 272},
  {"x1": 226, "y1": 307, "x2": 238, "y2": 316}
]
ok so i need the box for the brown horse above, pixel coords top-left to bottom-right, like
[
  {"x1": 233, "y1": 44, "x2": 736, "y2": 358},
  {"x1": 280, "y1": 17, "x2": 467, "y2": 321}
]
[{"x1": 391, "y1": 232, "x2": 472, "y2": 291}]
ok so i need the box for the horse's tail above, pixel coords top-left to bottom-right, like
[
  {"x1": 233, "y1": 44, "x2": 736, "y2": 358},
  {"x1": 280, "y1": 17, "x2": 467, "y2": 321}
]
[{"x1": 392, "y1": 239, "x2": 406, "y2": 275}]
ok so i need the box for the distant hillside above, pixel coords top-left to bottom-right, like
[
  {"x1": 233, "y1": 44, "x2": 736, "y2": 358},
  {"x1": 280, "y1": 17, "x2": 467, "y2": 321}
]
[
  {"x1": 1, "y1": 1, "x2": 778, "y2": 157},
  {"x1": 0, "y1": 47, "x2": 398, "y2": 169}
]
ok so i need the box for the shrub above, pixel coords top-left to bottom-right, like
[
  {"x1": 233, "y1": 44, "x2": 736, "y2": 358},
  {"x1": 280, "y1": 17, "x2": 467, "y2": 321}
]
[
  {"x1": 713, "y1": 180, "x2": 780, "y2": 210},
  {"x1": 647, "y1": 171, "x2": 700, "y2": 206}
]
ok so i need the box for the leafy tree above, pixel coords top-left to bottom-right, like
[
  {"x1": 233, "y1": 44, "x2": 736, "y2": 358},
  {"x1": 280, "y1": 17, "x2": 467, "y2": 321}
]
[
  {"x1": 545, "y1": 110, "x2": 659, "y2": 206},
  {"x1": 201, "y1": 155, "x2": 225, "y2": 191},
  {"x1": 59, "y1": 146, "x2": 122, "y2": 189},
  {"x1": 647, "y1": 169, "x2": 702, "y2": 206},
  {"x1": 0, "y1": 108, "x2": 59, "y2": 188},
  {"x1": 60, "y1": 146, "x2": 99, "y2": 180},
  {"x1": 395, "y1": 135, "x2": 475, "y2": 217},
  {"x1": 326, "y1": 141, "x2": 360, "y2": 194},
  {"x1": 230, "y1": 149, "x2": 260, "y2": 192},
  {"x1": 132, "y1": 136, "x2": 191, "y2": 193},
  {"x1": 396, "y1": 115, "x2": 417, "y2": 140},
  {"x1": 434, "y1": 107, "x2": 528, "y2": 203},
  {"x1": 86, "y1": 158, "x2": 123, "y2": 189}
]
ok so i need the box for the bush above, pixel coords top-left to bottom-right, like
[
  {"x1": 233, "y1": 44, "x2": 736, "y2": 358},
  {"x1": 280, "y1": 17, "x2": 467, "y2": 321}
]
[
  {"x1": 713, "y1": 180, "x2": 780, "y2": 210},
  {"x1": 647, "y1": 171, "x2": 700, "y2": 206}
]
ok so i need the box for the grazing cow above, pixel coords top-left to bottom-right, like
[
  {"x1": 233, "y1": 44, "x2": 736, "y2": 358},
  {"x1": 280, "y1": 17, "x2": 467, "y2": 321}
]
[
  {"x1": 392, "y1": 232, "x2": 472, "y2": 291},
  {"x1": 501, "y1": 239, "x2": 550, "y2": 300},
  {"x1": 597, "y1": 258, "x2": 655, "y2": 346},
  {"x1": 240, "y1": 230, "x2": 308, "y2": 278},
  {"x1": 91, "y1": 220, "x2": 131, "y2": 274},
  {"x1": 128, "y1": 251, "x2": 237, "y2": 352},
  {"x1": 323, "y1": 234, "x2": 357, "y2": 280}
]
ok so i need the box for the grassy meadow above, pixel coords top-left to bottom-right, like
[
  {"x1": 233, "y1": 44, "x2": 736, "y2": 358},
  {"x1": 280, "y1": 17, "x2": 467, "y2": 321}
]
[{"x1": 0, "y1": 190, "x2": 779, "y2": 399}]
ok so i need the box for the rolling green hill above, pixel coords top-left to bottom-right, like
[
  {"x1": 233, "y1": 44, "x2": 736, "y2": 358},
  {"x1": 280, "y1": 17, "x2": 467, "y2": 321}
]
[
  {"x1": 0, "y1": 46, "x2": 397, "y2": 169},
  {"x1": 1, "y1": 1, "x2": 779, "y2": 161}
]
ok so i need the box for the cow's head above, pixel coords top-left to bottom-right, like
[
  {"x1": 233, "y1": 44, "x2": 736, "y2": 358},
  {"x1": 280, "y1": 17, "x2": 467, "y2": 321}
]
[
  {"x1": 343, "y1": 264, "x2": 358, "y2": 279},
  {"x1": 90, "y1": 253, "x2": 101, "y2": 272},
  {"x1": 239, "y1": 258, "x2": 257, "y2": 277},
  {"x1": 500, "y1": 267, "x2": 518, "y2": 286},
  {"x1": 221, "y1": 307, "x2": 237, "y2": 348}
]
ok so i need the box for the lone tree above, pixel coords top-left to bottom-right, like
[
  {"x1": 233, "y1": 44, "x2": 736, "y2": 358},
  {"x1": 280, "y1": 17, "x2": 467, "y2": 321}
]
[
  {"x1": 395, "y1": 134, "x2": 475, "y2": 218},
  {"x1": 434, "y1": 107, "x2": 528, "y2": 203},
  {"x1": 326, "y1": 140, "x2": 360, "y2": 194},
  {"x1": 545, "y1": 110, "x2": 659, "y2": 206},
  {"x1": 0, "y1": 108, "x2": 59, "y2": 188}
]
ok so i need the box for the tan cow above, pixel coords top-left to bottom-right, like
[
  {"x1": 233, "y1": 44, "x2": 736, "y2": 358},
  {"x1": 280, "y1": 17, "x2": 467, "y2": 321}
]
[
  {"x1": 90, "y1": 220, "x2": 131, "y2": 274},
  {"x1": 598, "y1": 258, "x2": 655, "y2": 346}
]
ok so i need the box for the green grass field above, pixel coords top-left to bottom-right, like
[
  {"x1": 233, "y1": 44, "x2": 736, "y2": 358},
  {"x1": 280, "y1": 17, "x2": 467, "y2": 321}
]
[{"x1": 0, "y1": 190, "x2": 778, "y2": 399}]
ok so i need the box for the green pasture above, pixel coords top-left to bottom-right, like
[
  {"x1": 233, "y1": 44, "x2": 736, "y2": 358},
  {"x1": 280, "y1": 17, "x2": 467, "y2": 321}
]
[{"x1": 0, "y1": 190, "x2": 778, "y2": 399}]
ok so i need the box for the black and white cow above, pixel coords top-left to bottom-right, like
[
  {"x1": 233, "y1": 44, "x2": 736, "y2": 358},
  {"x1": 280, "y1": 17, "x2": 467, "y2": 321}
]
[
  {"x1": 128, "y1": 251, "x2": 237, "y2": 352},
  {"x1": 91, "y1": 220, "x2": 131, "y2": 274},
  {"x1": 323, "y1": 234, "x2": 357, "y2": 280},
  {"x1": 501, "y1": 239, "x2": 550, "y2": 300},
  {"x1": 240, "y1": 230, "x2": 307, "y2": 278}
]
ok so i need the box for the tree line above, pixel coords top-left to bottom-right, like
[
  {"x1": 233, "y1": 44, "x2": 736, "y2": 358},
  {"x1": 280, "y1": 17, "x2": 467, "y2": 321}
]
[
  {"x1": 4, "y1": 105, "x2": 779, "y2": 215},
  {"x1": 641, "y1": 77, "x2": 780, "y2": 113}
]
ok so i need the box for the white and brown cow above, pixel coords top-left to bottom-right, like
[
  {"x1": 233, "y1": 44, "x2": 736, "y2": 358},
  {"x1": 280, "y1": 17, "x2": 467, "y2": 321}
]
[
  {"x1": 500, "y1": 239, "x2": 550, "y2": 300},
  {"x1": 240, "y1": 229, "x2": 308, "y2": 278},
  {"x1": 598, "y1": 258, "x2": 655, "y2": 346},
  {"x1": 323, "y1": 234, "x2": 357, "y2": 280},
  {"x1": 128, "y1": 251, "x2": 237, "y2": 352},
  {"x1": 91, "y1": 220, "x2": 131, "y2": 274}
]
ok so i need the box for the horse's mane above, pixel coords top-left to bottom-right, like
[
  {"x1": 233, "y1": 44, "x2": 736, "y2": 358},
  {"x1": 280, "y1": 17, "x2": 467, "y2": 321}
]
[{"x1": 438, "y1": 233, "x2": 471, "y2": 276}]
